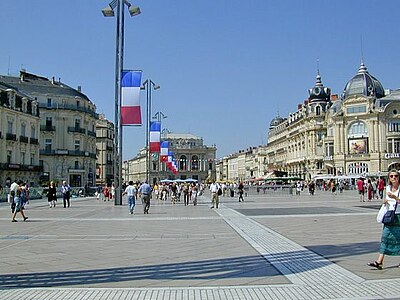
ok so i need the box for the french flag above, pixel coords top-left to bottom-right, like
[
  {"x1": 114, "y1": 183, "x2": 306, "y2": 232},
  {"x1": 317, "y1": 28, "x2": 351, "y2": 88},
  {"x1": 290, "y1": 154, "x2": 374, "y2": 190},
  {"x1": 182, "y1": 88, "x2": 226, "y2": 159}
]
[
  {"x1": 160, "y1": 141, "x2": 169, "y2": 162},
  {"x1": 149, "y1": 121, "x2": 161, "y2": 153},
  {"x1": 121, "y1": 70, "x2": 142, "y2": 126}
]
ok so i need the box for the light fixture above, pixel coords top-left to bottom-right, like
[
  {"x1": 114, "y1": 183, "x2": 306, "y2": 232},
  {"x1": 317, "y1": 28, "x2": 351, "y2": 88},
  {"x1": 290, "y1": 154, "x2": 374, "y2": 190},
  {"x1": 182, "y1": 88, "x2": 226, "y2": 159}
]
[
  {"x1": 128, "y1": 6, "x2": 141, "y2": 17},
  {"x1": 102, "y1": 5, "x2": 115, "y2": 17}
]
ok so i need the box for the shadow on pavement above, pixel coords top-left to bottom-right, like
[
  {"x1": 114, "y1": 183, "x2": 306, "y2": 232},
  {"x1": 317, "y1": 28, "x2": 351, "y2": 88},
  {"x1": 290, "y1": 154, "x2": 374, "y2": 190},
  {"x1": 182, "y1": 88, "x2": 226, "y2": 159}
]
[{"x1": 0, "y1": 255, "x2": 279, "y2": 288}]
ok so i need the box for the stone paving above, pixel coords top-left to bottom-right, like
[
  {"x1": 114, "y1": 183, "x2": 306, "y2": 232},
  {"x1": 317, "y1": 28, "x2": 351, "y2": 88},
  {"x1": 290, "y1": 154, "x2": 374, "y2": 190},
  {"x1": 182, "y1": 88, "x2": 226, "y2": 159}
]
[{"x1": 1, "y1": 189, "x2": 400, "y2": 299}]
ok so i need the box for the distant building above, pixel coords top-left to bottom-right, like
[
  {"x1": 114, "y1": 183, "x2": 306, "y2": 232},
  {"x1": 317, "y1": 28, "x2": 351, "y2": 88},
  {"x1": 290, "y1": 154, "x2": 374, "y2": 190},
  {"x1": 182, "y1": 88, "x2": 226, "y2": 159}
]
[
  {"x1": 123, "y1": 132, "x2": 217, "y2": 184},
  {"x1": 0, "y1": 71, "x2": 98, "y2": 187},
  {"x1": 0, "y1": 84, "x2": 41, "y2": 186},
  {"x1": 96, "y1": 114, "x2": 114, "y2": 185}
]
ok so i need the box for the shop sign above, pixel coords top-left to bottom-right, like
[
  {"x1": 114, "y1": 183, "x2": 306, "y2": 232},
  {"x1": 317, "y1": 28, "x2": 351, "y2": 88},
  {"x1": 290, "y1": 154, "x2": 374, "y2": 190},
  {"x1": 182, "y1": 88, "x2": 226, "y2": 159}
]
[{"x1": 385, "y1": 153, "x2": 400, "y2": 159}]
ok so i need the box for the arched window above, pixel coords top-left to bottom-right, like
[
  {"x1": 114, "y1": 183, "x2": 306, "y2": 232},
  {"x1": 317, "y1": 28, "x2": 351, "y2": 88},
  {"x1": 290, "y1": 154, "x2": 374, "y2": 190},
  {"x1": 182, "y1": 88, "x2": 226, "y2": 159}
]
[
  {"x1": 348, "y1": 162, "x2": 368, "y2": 175},
  {"x1": 191, "y1": 155, "x2": 199, "y2": 171},
  {"x1": 316, "y1": 106, "x2": 321, "y2": 116},
  {"x1": 179, "y1": 155, "x2": 187, "y2": 171},
  {"x1": 348, "y1": 121, "x2": 367, "y2": 137}
]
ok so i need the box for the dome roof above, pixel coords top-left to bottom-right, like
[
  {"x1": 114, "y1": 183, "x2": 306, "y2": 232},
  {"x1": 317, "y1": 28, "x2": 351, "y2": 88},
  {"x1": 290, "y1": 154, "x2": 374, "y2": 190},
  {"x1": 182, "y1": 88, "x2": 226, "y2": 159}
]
[
  {"x1": 308, "y1": 72, "x2": 331, "y2": 102},
  {"x1": 343, "y1": 62, "x2": 385, "y2": 99},
  {"x1": 269, "y1": 115, "x2": 284, "y2": 129}
]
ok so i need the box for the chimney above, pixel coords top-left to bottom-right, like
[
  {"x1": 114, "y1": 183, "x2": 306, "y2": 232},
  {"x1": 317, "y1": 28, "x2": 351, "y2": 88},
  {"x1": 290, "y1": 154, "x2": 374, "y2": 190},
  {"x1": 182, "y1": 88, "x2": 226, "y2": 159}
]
[
  {"x1": 51, "y1": 77, "x2": 55, "y2": 84},
  {"x1": 297, "y1": 104, "x2": 302, "y2": 110},
  {"x1": 77, "y1": 86, "x2": 82, "y2": 92},
  {"x1": 20, "y1": 71, "x2": 25, "y2": 82}
]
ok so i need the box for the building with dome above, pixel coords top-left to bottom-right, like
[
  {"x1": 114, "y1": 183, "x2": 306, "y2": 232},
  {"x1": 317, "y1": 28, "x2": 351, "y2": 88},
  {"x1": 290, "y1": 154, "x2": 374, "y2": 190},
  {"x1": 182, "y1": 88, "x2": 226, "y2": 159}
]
[{"x1": 264, "y1": 61, "x2": 400, "y2": 180}]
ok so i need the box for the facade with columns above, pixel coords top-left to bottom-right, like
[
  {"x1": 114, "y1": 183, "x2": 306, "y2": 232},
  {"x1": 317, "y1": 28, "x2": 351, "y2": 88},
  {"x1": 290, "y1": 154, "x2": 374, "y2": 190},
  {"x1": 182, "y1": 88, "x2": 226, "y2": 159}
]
[
  {"x1": 217, "y1": 62, "x2": 400, "y2": 182},
  {"x1": 123, "y1": 132, "x2": 216, "y2": 184}
]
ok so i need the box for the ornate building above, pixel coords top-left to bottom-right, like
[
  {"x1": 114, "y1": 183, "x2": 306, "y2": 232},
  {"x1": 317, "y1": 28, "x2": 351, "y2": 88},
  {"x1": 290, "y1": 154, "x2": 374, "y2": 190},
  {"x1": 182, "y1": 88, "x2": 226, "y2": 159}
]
[
  {"x1": 266, "y1": 62, "x2": 400, "y2": 179},
  {"x1": 0, "y1": 71, "x2": 98, "y2": 187},
  {"x1": 0, "y1": 83, "x2": 41, "y2": 186},
  {"x1": 123, "y1": 132, "x2": 216, "y2": 184}
]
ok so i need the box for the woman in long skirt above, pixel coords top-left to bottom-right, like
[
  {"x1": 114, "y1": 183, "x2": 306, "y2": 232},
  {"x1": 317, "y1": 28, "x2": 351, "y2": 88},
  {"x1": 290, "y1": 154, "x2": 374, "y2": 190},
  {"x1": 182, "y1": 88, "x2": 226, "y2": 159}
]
[{"x1": 368, "y1": 169, "x2": 400, "y2": 269}]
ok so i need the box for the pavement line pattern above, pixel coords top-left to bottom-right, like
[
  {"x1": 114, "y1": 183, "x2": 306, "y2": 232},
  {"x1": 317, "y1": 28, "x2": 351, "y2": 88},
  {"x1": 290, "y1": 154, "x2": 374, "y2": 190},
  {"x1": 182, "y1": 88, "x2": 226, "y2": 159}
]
[{"x1": 215, "y1": 206, "x2": 365, "y2": 286}]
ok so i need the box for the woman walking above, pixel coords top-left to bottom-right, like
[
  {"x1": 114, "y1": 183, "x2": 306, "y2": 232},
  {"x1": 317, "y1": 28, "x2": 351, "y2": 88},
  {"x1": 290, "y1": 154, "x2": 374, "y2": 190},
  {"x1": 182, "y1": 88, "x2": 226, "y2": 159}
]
[
  {"x1": 368, "y1": 169, "x2": 400, "y2": 269},
  {"x1": 47, "y1": 181, "x2": 57, "y2": 208}
]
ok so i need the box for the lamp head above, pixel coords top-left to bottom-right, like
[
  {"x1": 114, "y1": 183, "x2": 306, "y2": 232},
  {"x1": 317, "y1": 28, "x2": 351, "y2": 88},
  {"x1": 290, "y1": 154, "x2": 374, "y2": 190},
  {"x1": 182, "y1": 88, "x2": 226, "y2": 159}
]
[
  {"x1": 153, "y1": 85, "x2": 160, "y2": 90},
  {"x1": 128, "y1": 6, "x2": 141, "y2": 17},
  {"x1": 102, "y1": 5, "x2": 115, "y2": 17}
]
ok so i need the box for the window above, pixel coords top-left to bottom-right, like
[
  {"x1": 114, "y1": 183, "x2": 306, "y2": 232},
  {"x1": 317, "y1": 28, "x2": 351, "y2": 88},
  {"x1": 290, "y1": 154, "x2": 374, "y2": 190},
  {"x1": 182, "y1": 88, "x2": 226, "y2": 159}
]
[
  {"x1": 328, "y1": 126, "x2": 334, "y2": 137},
  {"x1": 388, "y1": 139, "x2": 400, "y2": 153},
  {"x1": 179, "y1": 155, "x2": 187, "y2": 170},
  {"x1": 46, "y1": 117, "x2": 52, "y2": 126},
  {"x1": 316, "y1": 106, "x2": 321, "y2": 116},
  {"x1": 191, "y1": 155, "x2": 199, "y2": 171},
  {"x1": 346, "y1": 105, "x2": 366, "y2": 114},
  {"x1": 348, "y1": 121, "x2": 367, "y2": 137},
  {"x1": 45, "y1": 139, "x2": 52, "y2": 151},
  {"x1": 31, "y1": 154, "x2": 35, "y2": 165},
  {"x1": 75, "y1": 140, "x2": 80, "y2": 151},
  {"x1": 31, "y1": 125, "x2": 36, "y2": 139},
  {"x1": 7, "y1": 150, "x2": 12, "y2": 164},
  {"x1": 75, "y1": 161, "x2": 79, "y2": 169},
  {"x1": 389, "y1": 121, "x2": 400, "y2": 132},
  {"x1": 348, "y1": 162, "x2": 369, "y2": 175},
  {"x1": 75, "y1": 119, "x2": 81, "y2": 128},
  {"x1": 7, "y1": 120, "x2": 13, "y2": 134},
  {"x1": 21, "y1": 123, "x2": 26, "y2": 136},
  {"x1": 47, "y1": 98, "x2": 52, "y2": 107},
  {"x1": 21, "y1": 152, "x2": 25, "y2": 165},
  {"x1": 325, "y1": 143, "x2": 334, "y2": 156}
]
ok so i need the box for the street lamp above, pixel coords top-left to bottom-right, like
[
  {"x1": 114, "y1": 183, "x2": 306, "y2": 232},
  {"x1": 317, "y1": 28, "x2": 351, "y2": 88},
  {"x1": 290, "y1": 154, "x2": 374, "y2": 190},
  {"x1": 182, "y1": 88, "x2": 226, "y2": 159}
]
[
  {"x1": 141, "y1": 80, "x2": 160, "y2": 183},
  {"x1": 102, "y1": 0, "x2": 141, "y2": 205}
]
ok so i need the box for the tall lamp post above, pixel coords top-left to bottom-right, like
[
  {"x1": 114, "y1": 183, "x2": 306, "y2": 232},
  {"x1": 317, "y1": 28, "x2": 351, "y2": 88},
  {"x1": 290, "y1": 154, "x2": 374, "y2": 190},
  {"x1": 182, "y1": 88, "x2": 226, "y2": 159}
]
[
  {"x1": 141, "y1": 80, "x2": 160, "y2": 183},
  {"x1": 102, "y1": 0, "x2": 141, "y2": 205}
]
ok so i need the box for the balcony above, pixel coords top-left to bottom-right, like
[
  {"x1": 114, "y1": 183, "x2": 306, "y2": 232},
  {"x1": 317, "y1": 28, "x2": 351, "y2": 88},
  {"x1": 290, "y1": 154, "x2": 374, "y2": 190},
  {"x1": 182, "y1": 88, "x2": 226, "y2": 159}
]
[
  {"x1": 67, "y1": 126, "x2": 86, "y2": 134},
  {"x1": 30, "y1": 138, "x2": 39, "y2": 145},
  {"x1": 0, "y1": 163, "x2": 42, "y2": 171},
  {"x1": 40, "y1": 149, "x2": 55, "y2": 155},
  {"x1": 87, "y1": 130, "x2": 96, "y2": 137},
  {"x1": 40, "y1": 125, "x2": 56, "y2": 131},
  {"x1": 38, "y1": 102, "x2": 98, "y2": 118},
  {"x1": 6, "y1": 133, "x2": 17, "y2": 141},
  {"x1": 20, "y1": 136, "x2": 29, "y2": 143}
]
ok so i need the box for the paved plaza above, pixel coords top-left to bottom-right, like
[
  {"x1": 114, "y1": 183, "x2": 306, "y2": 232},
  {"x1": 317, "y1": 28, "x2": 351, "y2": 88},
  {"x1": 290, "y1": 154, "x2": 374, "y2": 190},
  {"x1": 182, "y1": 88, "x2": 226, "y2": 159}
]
[{"x1": 1, "y1": 189, "x2": 400, "y2": 299}]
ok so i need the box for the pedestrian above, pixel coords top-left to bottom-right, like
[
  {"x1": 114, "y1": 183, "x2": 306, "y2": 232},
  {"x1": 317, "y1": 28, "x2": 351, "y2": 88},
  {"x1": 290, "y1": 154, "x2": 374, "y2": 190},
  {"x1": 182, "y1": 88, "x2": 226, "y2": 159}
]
[
  {"x1": 170, "y1": 182, "x2": 178, "y2": 203},
  {"x1": 367, "y1": 179, "x2": 373, "y2": 201},
  {"x1": 378, "y1": 177, "x2": 385, "y2": 200},
  {"x1": 47, "y1": 181, "x2": 57, "y2": 208},
  {"x1": 357, "y1": 177, "x2": 365, "y2": 202},
  {"x1": 138, "y1": 181, "x2": 152, "y2": 214},
  {"x1": 9, "y1": 180, "x2": 20, "y2": 214},
  {"x1": 123, "y1": 180, "x2": 137, "y2": 214},
  {"x1": 61, "y1": 180, "x2": 71, "y2": 208},
  {"x1": 110, "y1": 183, "x2": 115, "y2": 201},
  {"x1": 238, "y1": 182, "x2": 244, "y2": 202},
  {"x1": 209, "y1": 180, "x2": 221, "y2": 208},
  {"x1": 309, "y1": 181, "x2": 315, "y2": 195},
  {"x1": 296, "y1": 181, "x2": 302, "y2": 196},
  {"x1": 104, "y1": 184, "x2": 110, "y2": 201},
  {"x1": 183, "y1": 183, "x2": 189, "y2": 206},
  {"x1": 11, "y1": 183, "x2": 28, "y2": 222},
  {"x1": 368, "y1": 169, "x2": 400, "y2": 270}
]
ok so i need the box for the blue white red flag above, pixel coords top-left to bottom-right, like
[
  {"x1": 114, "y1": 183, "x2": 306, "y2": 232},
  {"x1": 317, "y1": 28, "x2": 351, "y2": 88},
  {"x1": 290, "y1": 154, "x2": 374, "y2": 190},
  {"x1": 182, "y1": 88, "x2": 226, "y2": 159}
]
[
  {"x1": 160, "y1": 141, "x2": 169, "y2": 162},
  {"x1": 121, "y1": 70, "x2": 142, "y2": 125},
  {"x1": 149, "y1": 121, "x2": 161, "y2": 153}
]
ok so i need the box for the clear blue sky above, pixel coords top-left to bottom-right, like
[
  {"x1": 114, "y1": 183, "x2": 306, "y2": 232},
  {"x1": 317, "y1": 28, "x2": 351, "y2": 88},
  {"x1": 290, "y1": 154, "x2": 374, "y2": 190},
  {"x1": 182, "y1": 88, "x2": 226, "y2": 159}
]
[{"x1": 1, "y1": 0, "x2": 400, "y2": 160}]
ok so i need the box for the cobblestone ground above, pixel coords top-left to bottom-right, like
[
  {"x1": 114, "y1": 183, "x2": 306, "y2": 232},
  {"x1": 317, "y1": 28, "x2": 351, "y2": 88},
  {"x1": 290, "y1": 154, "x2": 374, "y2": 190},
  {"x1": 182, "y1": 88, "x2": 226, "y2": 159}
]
[{"x1": 1, "y1": 189, "x2": 400, "y2": 299}]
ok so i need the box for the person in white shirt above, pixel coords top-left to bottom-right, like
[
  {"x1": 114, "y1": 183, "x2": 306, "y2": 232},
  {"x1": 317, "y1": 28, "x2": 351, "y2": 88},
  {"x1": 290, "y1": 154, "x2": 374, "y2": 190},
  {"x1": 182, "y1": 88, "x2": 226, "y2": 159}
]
[
  {"x1": 209, "y1": 180, "x2": 220, "y2": 208},
  {"x1": 123, "y1": 181, "x2": 137, "y2": 214}
]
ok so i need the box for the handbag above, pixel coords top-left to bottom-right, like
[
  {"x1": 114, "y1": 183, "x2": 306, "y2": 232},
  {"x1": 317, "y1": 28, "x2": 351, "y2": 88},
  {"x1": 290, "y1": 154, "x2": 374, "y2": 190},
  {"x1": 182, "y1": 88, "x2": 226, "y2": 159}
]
[
  {"x1": 377, "y1": 204, "x2": 388, "y2": 223},
  {"x1": 382, "y1": 204, "x2": 397, "y2": 225}
]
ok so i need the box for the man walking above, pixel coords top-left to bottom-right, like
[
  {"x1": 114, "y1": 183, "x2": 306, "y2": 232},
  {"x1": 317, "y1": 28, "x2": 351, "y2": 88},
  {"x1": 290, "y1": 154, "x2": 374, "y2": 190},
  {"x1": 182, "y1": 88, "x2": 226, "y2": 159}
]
[
  {"x1": 139, "y1": 181, "x2": 152, "y2": 214},
  {"x1": 209, "y1": 180, "x2": 221, "y2": 208},
  {"x1": 123, "y1": 181, "x2": 137, "y2": 214},
  {"x1": 61, "y1": 181, "x2": 71, "y2": 208},
  {"x1": 9, "y1": 180, "x2": 20, "y2": 214}
]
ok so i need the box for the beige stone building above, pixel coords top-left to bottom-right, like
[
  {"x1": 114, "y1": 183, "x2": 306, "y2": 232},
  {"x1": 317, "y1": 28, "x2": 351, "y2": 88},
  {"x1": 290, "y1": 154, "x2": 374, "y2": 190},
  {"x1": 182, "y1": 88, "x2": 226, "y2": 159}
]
[
  {"x1": 0, "y1": 71, "x2": 98, "y2": 187},
  {"x1": 123, "y1": 132, "x2": 216, "y2": 184},
  {"x1": 96, "y1": 114, "x2": 114, "y2": 185},
  {"x1": 0, "y1": 84, "x2": 41, "y2": 186},
  {"x1": 218, "y1": 62, "x2": 400, "y2": 182}
]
